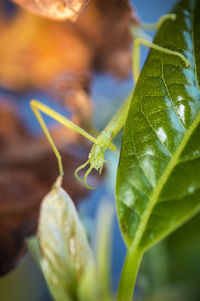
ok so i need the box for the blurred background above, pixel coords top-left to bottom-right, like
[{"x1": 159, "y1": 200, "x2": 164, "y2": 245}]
[{"x1": 0, "y1": 0, "x2": 200, "y2": 300}]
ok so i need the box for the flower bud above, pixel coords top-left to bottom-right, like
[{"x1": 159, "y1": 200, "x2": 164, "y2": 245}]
[{"x1": 38, "y1": 178, "x2": 94, "y2": 300}]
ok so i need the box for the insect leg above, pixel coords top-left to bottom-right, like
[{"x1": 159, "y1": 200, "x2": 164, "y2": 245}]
[
  {"x1": 30, "y1": 100, "x2": 98, "y2": 177},
  {"x1": 132, "y1": 13, "x2": 190, "y2": 83},
  {"x1": 31, "y1": 100, "x2": 64, "y2": 177},
  {"x1": 141, "y1": 14, "x2": 176, "y2": 31},
  {"x1": 133, "y1": 38, "x2": 190, "y2": 83}
]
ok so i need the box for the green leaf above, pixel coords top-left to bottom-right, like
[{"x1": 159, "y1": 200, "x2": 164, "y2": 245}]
[
  {"x1": 116, "y1": 0, "x2": 200, "y2": 252},
  {"x1": 138, "y1": 215, "x2": 200, "y2": 300},
  {"x1": 167, "y1": 213, "x2": 200, "y2": 287}
]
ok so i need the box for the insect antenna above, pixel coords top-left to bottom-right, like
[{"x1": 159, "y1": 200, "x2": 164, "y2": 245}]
[
  {"x1": 75, "y1": 160, "x2": 90, "y2": 184},
  {"x1": 83, "y1": 165, "x2": 95, "y2": 190}
]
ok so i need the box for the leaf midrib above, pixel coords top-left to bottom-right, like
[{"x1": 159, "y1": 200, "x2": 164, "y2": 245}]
[{"x1": 130, "y1": 2, "x2": 200, "y2": 252}]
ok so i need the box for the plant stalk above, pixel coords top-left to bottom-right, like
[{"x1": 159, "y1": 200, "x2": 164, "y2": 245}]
[{"x1": 117, "y1": 247, "x2": 143, "y2": 301}]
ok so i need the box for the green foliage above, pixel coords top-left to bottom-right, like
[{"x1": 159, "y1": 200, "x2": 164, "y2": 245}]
[
  {"x1": 27, "y1": 0, "x2": 200, "y2": 300},
  {"x1": 138, "y1": 214, "x2": 200, "y2": 301},
  {"x1": 116, "y1": 1, "x2": 200, "y2": 298},
  {"x1": 166, "y1": 213, "x2": 200, "y2": 287},
  {"x1": 116, "y1": 0, "x2": 200, "y2": 252}
]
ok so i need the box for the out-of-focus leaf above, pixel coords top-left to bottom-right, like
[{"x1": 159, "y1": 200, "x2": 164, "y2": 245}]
[
  {"x1": 38, "y1": 178, "x2": 95, "y2": 301},
  {"x1": 12, "y1": 0, "x2": 89, "y2": 20},
  {"x1": 167, "y1": 213, "x2": 200, "y2": 289},
  {"x1": 94, "y1": 201, "x2": 114, "y2": 300},
  {"x1": 55, "y1": 73, "x2": 94, "y2": 133},
  {"x1": 138, "y1": 215, "x2": 200, "y2": 301},
  {"x1": 27, "y1": 236, "x2": 41, "y2": 267},
  {"x1": 116, "y1": 0, "x2": 200, "y2": 251},
  {"x1": 78, "y1": 263, "x2": 99, "y2": 301},
  {"x1": 0, "y1": 11, "x2": 92, "y2": 91},
  {"x1": 0, "y1": 0, "x2": 135, "y2": 91},
  {"x1": 76, "y1": 0, "x2": 138, "y2": 78}
]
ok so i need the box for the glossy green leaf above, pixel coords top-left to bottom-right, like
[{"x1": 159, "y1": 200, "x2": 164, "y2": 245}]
[{"x1": 116, "y1": 0, "x2": 200, "y2": 252}]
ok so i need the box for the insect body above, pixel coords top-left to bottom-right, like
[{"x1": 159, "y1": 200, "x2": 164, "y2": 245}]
[
  {"x1": 31, "y1": 14, "x2": 190, "y2": 189},
  {"x1": 75, "y1": 130, "x2": 114, "y2": 189}
]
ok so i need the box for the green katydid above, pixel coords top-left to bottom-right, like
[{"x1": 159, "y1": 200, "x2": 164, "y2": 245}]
[{"x1": 30, "y1": 13, "x2": 190, "y2": 189}]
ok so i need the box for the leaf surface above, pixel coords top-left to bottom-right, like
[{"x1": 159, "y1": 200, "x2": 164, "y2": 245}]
[{"x1": 116, "y1": 0, "x2": 200, "y2": 251}]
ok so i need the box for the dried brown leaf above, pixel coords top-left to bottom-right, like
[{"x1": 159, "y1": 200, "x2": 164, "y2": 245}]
[
  {"x1": 0, "y1": 0, "x2": 137, "y2": 91},
  {"x1": 0, "y1": 12, "x2": 92, "y2": 91},
  {"x1": 76, "y1": 0, "x2": 138, "y2": 78},
  {"x1": 12, "y1": 0, "x2": 89, "y2": 20}
]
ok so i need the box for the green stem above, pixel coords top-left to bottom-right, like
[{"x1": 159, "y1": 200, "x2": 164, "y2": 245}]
[
  {"x1": 95, "y1": 202, "x2": 114, "y2": 300},
  {"x1": 117, "y1": 247, "x2": 143, "y2": 301}
]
